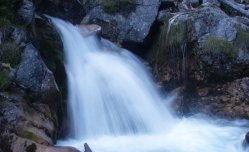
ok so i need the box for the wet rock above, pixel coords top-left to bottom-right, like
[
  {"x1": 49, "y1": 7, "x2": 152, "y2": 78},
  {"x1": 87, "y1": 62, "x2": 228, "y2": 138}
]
[
  {"x1": 12, "y1": 44, "x2": 61, "y2": 107},
  {"x1": 18, "y1": 0, "x2": 35, "y2": 25},
  {"x1": 84, "y1": 143, "x2": 92, "y2": 152},
  {"x1": 78, "y1": 24, "x2": 102, "y2": 37},
  {"x1": 148, "y1": 4, "x2": 249, "y2": 90},
  {"x1": 245, "y1": 132, "x2": 249, "y2": 144},
  {"x1": 37, "y1": 145, "x2": 80, "y2": 152},
  {"x1": 83, "y1": 0, "x2": 161, "y2": 43},
  {"x1": 187, "y1": 77, "x2": 249, "y2": 119}
]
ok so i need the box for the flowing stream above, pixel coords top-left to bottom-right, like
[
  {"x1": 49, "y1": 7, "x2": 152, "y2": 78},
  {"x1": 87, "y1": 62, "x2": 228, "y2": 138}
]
[{"x1": 51, "y1": 17, "x2": 249, "y2": 152}]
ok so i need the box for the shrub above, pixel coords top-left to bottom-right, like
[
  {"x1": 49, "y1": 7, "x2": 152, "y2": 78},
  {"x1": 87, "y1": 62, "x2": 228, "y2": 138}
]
[
  {"x1": 0, "y1": 42, "x2": 21, "y2": 67},
  {"x1": 0, "y1": 71, "x2": 10, "y2": 90}
]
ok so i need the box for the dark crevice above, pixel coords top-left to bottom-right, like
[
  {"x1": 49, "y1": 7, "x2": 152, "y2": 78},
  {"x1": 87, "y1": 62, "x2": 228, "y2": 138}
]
[
  {"x1": 159, "y1": 1, "x2": 176, "y2": 10},
  {"x1": 122, "y1": 20, "x2": 163, "y2": 58}
]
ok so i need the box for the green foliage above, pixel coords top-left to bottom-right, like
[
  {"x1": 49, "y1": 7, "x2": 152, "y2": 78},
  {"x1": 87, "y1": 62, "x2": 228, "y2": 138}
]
[
  {"x1": 0, "y1": 42, "x2": 21, "y2": 67},
  {"x1": 101, "y1": 0, "x2": 136, "y2": 16},
  {"x1": 0, "y1": 71, "x2": 10, "y2": 90},
  {"x1": 203, "y1": 36, "x2": 236, "y2": 58}
]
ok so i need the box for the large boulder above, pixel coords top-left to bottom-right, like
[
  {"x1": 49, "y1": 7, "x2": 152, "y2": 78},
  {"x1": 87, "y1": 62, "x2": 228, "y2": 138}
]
[
  {"x1": 0, "y1": 92, "x2": 57, "y2": 151},
  {"x1": 34, "y1": 0, "x2": 85, "y2": 24},
  {"x1": 82, "y1": 0, "x2": 161, "y2": 43},
  {"x1": 12, "y1": 44, "x2": 61, "y2": 107},
  {"x1": 148, "y1": 4, "x2": 249, "y2": 90}
]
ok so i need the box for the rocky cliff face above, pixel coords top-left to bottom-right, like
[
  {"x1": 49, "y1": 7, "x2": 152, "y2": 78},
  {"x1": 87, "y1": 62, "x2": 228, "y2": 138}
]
[
  {"x1": 0, "y1": 0, "x2": 72, "y2": 151},
  {"x1": 146, "y1": 0, "x2": 249, "y2": 118},
  {"x1": 1, "y1": 0, "x2": 249, "y2": 151}
]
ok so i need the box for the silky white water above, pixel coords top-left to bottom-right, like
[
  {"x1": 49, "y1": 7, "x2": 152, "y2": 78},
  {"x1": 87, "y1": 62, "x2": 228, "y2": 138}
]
[{"x1": 51, "y1": 17, "x2": 249, "y2": 152}]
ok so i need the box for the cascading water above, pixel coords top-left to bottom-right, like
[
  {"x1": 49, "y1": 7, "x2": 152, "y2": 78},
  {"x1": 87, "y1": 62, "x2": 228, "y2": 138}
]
[{"x1": 51, "y1": 17, "x2": 249, "y2": 152}]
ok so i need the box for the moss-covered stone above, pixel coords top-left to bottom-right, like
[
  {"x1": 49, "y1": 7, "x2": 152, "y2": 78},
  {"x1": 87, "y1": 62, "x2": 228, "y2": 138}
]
[
  {"x1": 235, "y1": 29, "x2": 249, "y2": 49},
  {"x1": 18, "y1": 130, "x2": 42, "y2": 143},
  {"x1": 203, "y1": 36, "x2": 236, "y2": 58},
  {"x1": 33, "y1": 19, "x2": 66, "y2": 96},
  {"x1": 100, "y1": 0, "x2": 136, "y2": 16},
  {"x1": 0, "y1": 42, "x2": 21, "y2": 67},
  {"x1": 167, "y1": 21, "x2": 188, "y2": 47}
]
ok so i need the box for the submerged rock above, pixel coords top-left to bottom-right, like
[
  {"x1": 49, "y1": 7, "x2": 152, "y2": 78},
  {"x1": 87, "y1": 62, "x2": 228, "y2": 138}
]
[{"x1": 84, "y1": 143, "x2": 92, "y2": 152}]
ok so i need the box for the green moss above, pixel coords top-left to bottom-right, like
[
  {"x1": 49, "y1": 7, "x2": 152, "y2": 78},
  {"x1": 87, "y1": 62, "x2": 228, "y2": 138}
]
[
  {"x1": 167, "y1": 21, "x2": 188, "y2": 47},
  {"x1": 34, "y1": 23, "x2": 63, "y2": 72},
  {"x1": 0, "y1": 71, "x2": 10, "y2": 90},
  {"x1": 0, "y1": 42, "x2": 21, "y2": 67},
  {"x1": 101, "y1": 0, "x2": 136, "y2": 16},
  {"x1": 203, "y1": 36, "x2": 236, "y2": 58},
  {"x1": 18, "y1": 130, "x2": 42, "y2": 143},
  {"x1": 235, "y1": 29, "x2": 249, "y2": 49}
]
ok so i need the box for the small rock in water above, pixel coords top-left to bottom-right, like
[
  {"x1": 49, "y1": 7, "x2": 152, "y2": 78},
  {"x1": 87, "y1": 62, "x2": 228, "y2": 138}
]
[
  {"x1": 84, "y1": 143, "x2": 92, "y2": 152},
  {"x1": 245, "y1": 132, "x2": 249, "y2": 144}
]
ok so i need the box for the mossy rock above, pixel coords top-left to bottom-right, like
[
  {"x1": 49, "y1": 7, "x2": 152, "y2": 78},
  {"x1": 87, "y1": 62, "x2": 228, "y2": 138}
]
[
  {"x1": 203, "y1": 36, "x2": 237, "y2": 59},
  {"x1": 100, "y1": 0, "x2": 137, "y2": 16},
  {"x1": 18, "y1": 130, "x2": 44, "y2": 144},
  {"x1": 0, "y1": 42, "x2": 21, "y2": 68},
  {"x1": 235, "y1": 29, "x2": 249, "y2": 49},
  {"x1": 0, "y1": 71, "x2": 10, "y2": 90},
  {"x1": 167, "y1": 21, "x2": 188, "y2": 47},
  {"x1": 33, "y1": 18, "x2": 66, "y2": 96},
  {"x1": 157, "y1": 19, "x2": 187, "y2": 60}
]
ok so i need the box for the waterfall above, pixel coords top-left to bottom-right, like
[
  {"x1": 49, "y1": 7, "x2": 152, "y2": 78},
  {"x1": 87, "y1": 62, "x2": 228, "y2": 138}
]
[{"x1": 51, "y1": 17, "x2": 249, "y2": 152}]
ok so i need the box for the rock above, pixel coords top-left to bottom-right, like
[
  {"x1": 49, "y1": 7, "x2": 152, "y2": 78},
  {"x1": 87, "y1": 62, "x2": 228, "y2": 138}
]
[
  {"x1": 148, "y1": 4, "x2": 249, "y2": 89},
  {"x1": 77, "y1": 24, "x2": 102, "y2": 37},
  {"x1": 186, "y1": 77, "x2": 249, "y2": 119},
  {"x1": 84, "y1": 143, "x2": 92, "y2": 152},
  {"x1": 233, "y1": 16, "x2": 249, "y2": 26},
  {"x1": 0, "y1": 31, "x2": 3, "y2": 46},
  {"x1": 37, "y1": 146, "x2": 80, "y2": 152},
  {"x1": 35, "y1": 0, "x2": 85, "y2": 23},
  {"x1": 245, "y1": 132, "x2": 249, "y2": 144},
  {"x1": 83, "y1": 0, "x2": 161, "y2": 43},
  {"x1": 18, "y1": 0, "x2": 35, "y2": 25},
  {"x1": 12, "y1": 44, "x2": 61, "y2": 107},
  {"x1": 0, "y1": 93, "x2": 57, "y2": 152},
  {"x1": 11, "y1": 27, "x2": 27, "y2": 46}
]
